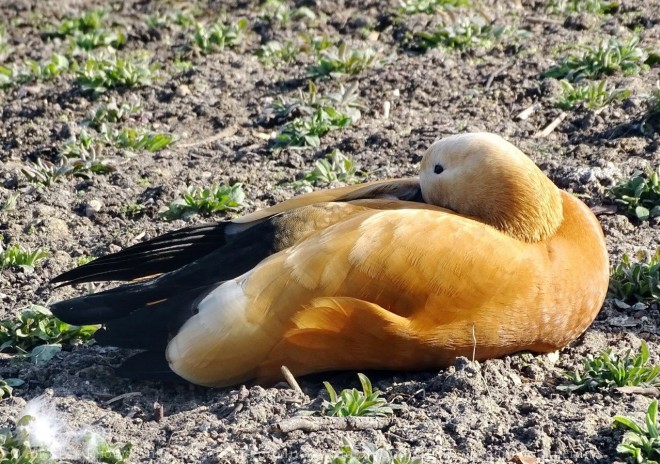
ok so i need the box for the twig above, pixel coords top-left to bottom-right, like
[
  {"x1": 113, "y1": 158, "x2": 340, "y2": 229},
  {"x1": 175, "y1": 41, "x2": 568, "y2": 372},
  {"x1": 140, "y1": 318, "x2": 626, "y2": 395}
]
[
  {"x1": 536, "y1": 112, "x2": 567, "y2": 138},
  {"x1": 485, "y1": 63, "x2": 513, "y2": 91},
  {"x1": 104, "y1": 392, "x2": 142, "y2": 405},
  {"x1": 515, "y1": 103, "x2": 539, "y2": 121},
  {"x1": 177, "y1": 126, "x2": 237, "y2": 149},
  {"x1": 615, "y1": 386, "x2": 660, "y2": 396},
  {"x1": 270, "y1": 416, "x2": 391, "y2": 433},
  {"x1": 471, "y1": 322, "x2": 477, "y2": 363},
  {"x1": 280, "y1": 365, "x2": 303, "y2": 396}
]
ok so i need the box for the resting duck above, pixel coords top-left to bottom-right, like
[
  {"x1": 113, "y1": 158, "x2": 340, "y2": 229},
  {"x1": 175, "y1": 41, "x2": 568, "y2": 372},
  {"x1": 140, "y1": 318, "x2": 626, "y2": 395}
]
[{"x1": 50, "y1": 133, "x2": 609, "y2": 387}]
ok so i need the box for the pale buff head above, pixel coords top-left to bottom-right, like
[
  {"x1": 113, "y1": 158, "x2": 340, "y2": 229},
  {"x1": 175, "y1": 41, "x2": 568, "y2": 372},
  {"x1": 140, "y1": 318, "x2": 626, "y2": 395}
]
[{"x1": 419, "y1": 133, "x2": 563, "y2": 242}]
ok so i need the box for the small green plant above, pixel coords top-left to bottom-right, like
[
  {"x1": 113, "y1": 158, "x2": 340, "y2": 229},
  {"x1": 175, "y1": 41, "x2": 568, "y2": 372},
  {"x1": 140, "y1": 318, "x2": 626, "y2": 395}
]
[
  {"x1": 86, "y1": 98, "x2": 142, "y2": 129},
  {"x1": 559, "y1": 341, "x2": 660, "y2": 393},
  {"x1": 613, "y1": 400, "x2": 660, "y2": 463},
  {"x1": 259, "y1": 0, "x2": 316, "y2": 25},
  {"x1": 413, "y1": 19, "x2": 519, "y2": 52},
  {"x1": 547, "y1": 0, "x2": 619, "y2": 15},
  {"x1": 545, "y1": 37, "x2": 649, "y2": 82},
  {"x1": 556, "y1": 79, "x2": 630, "y2": 110},
  {"x1": 0, "y1": 243, "x2": 48, "y2": 272},
  {"x1": 307, "y1": 42, "x2": 378, "y2": 79},
  {"x1": 161, "y1": 183, "x2": 246, "y2": 220},
  {"x1": 609, "y1": 249, "x2": 660, "y2": 303},
  {"x1": 104, "y1": 127, "x2": 175, "y2": 152},
  {"x1": 648, "y1": 85, "x2": 660, "y2": 116},
  {"x1": 611, "y1": 168, "x2": 660, "y2": 221},
  {"x1": 74, "y1": 29, "x2": 126, "y2": 51},
  {"x1": 275, "y1": 107, "x2": 352, "y2": 148},
  {"x1": 297, "y1": 150, "x2": 360, "y2": 186},
  {"x1": 0, "y1": 377, "x2": 23, "y2": 400},
  {"x1": 0, "y1": 54, "x2": 71, "y2": 88},
  {"x1": 120, "y1": 203, "x2": 146, "y2": 218},
  {"x1": 82, "y1": 432, "x2": 132, "y2": 464},
  {"x1": 77, "y1": 53, "x2": 157, "y2": 94},
  {"x1": 254, "y1": 40, "x2": 299, "y2": 65},
  {"x1": 192, "y1": 18, "x2": 248, "y2": 54},
  {"x1": 0, "y1": 415, "x2": 55, "y2": 464},
  {"x1": 398, "y1": 0, "x2": 469, "y2": 15},
  {"x1": 0, "y1": 304, "x2": 97, "y2": 353},
  {"x1": 0, "y1": 192, "x2": 19, "y2": 213},
  {"x1": 52, "y1": 10, "x2": 105, "y2": 36},
  {"x1": 322, "y1": 373, "x2": 397, "y2": 417},
  {"x1": 331, "y1": 439, "x2": 420, "y2": 464}
]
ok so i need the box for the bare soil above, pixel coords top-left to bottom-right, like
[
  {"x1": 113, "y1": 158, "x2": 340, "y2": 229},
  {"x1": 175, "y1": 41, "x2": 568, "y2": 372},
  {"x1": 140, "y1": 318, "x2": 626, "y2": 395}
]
[{"x1": 1, "y1": 0, "x2": 660, "y2": 462}]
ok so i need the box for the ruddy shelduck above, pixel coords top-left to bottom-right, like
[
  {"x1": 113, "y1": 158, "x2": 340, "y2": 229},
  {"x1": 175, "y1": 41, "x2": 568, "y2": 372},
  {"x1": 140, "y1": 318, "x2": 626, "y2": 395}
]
[{"x1": 51, "y1": 133, "x2": 609, "y2": 387}]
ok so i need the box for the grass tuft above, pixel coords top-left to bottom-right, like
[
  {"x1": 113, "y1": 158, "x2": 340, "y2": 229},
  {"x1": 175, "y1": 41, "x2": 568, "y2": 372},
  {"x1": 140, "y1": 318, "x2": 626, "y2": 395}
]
[
  {"x1": 555, "y1": 79, "x2": 630, "y2": 110},
  {"x1": 614, "y1": 400, "x2": 660, "y2": 463},
  {"x1": 559, "y1": 341, "x2": 660, "y2": 393},
  {"x1": 162, "y1": 183, "x2": 246, "y2": 220},
  {"x1": 322, "y1": 373, "x2": 398, "y2": 417},
  {"x1": 0, "y1": 243, "x2": 48, "y2": 272},
  {"x1": 545, "y1": 37, "x2": 649, "y2": 82},
  {"x1": 609, "y1": 248, "x2": 660, "y2": 303}
]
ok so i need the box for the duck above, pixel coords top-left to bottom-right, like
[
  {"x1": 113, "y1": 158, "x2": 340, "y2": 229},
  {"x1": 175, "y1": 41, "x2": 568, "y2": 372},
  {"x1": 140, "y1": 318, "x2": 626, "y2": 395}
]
[{"x1": 50, "y1": 132, "x2": 610, "y2": 387}]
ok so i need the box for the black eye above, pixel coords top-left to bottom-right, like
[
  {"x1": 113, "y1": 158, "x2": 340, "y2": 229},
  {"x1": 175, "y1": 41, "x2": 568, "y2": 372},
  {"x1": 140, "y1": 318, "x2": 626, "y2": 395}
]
[{"x1": 434, "y1": 164, "x2": 444, "y2": 174}]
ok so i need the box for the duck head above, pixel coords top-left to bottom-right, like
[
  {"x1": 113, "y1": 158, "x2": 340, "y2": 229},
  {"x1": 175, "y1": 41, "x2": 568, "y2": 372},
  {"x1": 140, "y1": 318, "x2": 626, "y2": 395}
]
[{"x1": 420, "y1": 133, "x2": 563, "y2": 242}]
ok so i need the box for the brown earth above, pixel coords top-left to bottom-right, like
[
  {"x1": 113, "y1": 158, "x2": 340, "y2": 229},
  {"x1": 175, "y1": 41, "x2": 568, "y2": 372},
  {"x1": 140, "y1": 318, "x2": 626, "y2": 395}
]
[{"x1": 1, "y1": 0, "x2": 660, "y2": 462}]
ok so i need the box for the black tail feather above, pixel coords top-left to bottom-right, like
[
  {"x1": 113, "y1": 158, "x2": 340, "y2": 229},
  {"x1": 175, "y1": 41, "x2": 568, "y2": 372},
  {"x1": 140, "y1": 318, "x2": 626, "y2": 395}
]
[
  {"x1": 51, "y1": 222, "x2": 232, "y2": 286},
  {"x1": 116, "y1": 351, "x2": 186, "y2": 383}
]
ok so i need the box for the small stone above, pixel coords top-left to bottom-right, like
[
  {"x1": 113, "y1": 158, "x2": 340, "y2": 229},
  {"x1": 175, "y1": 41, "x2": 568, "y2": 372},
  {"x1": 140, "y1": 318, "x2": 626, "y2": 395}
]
[
  {"x1": 176, "y1": 85, "x2": 191, "y2": 97},
  {"x1": 85, "y1": 199, "x2": 103, "y2": 217}
]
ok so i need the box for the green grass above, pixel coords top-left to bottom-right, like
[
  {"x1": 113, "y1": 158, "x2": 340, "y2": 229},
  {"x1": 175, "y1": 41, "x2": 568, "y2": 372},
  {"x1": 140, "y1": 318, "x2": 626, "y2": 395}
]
[
  {"x1": 161, "y1": 183, "x2": 246, "y2": 220},
  {"x1": 77, "y1": 53, "x2": 157, "y2": 94},
  {"x1": 0, "y1": 304, "x2": 97, "y2": 354},
  {"x1": 331, "y1": 439, "x2": 420, "y2": 464},
  {"x1": 611, "y1": 168, "x2": 660, "y2": 221},
  {"x1": 609, "y1": 249, "x2": 660, "y2": 303},
  {"x1": 558, "y1": 341, "x2": 660, "y2": 393},
  {"x1": 296, "y1": 150, "x2": 360, "y2": 186},
  {"x1": 398, "y1": 0, "x2": 469, "y2": 15},
  {"x1": 412, "y1": 20, "x2": 520, "y2": 52},
  {"x1": 545, "y1": 37, "x2": 649, "y2": 82},
  {"x1": 322, "y1": 373, "x2": 397, "y2": 417},
  {"x1": 614, "y1": 400, "x2": 660, "y2": 463},
  {"x1": 556, "y1": 80, "x2": 630, "y2": 110},
  {"x1": 307, "y1": 42, "x2": 378, "y2": 79},
  {"x1": 0, "y1": 243, "x2": 48, "y2": 272},
  {"x1": 192, "y1": 19, "x2": 248, "y2": 54},
  {"x1": 547, "y1": 0, "x2": 619, "y2": 14}
]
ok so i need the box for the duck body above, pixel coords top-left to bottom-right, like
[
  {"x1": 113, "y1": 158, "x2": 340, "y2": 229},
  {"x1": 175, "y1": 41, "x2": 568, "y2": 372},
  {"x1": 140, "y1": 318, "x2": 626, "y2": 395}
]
[{"x1": 50, "y1": 133, "x2": 609, "y2": 387}]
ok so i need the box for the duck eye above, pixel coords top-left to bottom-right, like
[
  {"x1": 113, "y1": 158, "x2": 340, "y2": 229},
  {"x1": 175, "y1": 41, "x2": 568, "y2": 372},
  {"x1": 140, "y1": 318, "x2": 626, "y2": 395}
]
[{"x1": 434, "y1": 164, "x2": 444, "y2": 174}]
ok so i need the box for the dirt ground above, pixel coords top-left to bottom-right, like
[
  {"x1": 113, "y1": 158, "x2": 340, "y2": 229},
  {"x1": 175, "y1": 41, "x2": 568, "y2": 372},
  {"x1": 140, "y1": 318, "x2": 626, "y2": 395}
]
[{"x1": 1, "y1": 0, "x2": 660, "y2": 462}]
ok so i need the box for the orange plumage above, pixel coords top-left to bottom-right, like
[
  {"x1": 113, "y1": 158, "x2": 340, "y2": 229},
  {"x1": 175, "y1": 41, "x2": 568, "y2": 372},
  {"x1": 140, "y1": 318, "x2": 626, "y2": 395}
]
[{"x1": 50, "y1": 133, "x2": 609, "y2": 387}]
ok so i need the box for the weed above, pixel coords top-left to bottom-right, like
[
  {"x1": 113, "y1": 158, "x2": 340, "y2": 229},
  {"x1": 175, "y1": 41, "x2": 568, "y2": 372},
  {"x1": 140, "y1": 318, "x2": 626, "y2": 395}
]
[
  {"x1": 193, "y1": 19, "x2": 248, "y2": 54},
  {"x1": 52, "y1": 10, "x2": 105, "y2": 36},
  {"x1": 547, "y1": 0, "x2": 619, "y2": 15},
  {"x1": 74, "y1": 29, "x2": 126, "y2": 51},
  {"x1": 609, "y1": 248, "x2": 660, "y2": 303},
  {"x1": 120, "y1": 203, "x2": 146, "y2": 218},
  {"x1": 559, "y1": 341, "x2": 660, "y2": 393},
  {"x1": 0, "y1": 54, "x2": 71, "y2": 88},
  {"x1": 611, "y1": 168, "x2": 660, "y2": 221},
  {"x1": 331, "y1": 439, "x2": 421, "y2": 464},
  {"x1": 613, "y1": 400, "x2": 660, "y2": 463},
  {"x1": 86, "y1": 98, "x2": 142, "y2": 129},
  {"x1": 398, "y1": 0, "x2": 469, "y2": 15},
  {"x1": 322, "y1": 373, "x2": 397, "y2": 417},
  {"x1": 647, "y1": 84, "x2": 660, "y2": 115},
  {"x1": 103, "y1": 127, "x2": 175, "y2": 152},
  {"x1": 275, "y1": 106, "x2": 352, "y2": 148},
  {"x1": 545, "y1": 37, "x2": 649, "y2": 82},
  {"x1": 307, "y1": 42, "x2": 378, "y2": 79},
  {"x1": 259, "y1": 0, "x2": 316, "y2": 25},
  {"x1": 161, "y1": 183, "x2": 246, "y2": 220},
  {"x1": 0, "y1": 415, "x2": 54, "y2": 464},
  {"x1": 0, "y1": 378, "x2": 23, "y2": 400},
  {"x1": 0, "y1": 304, "x2": 97, "y2": 353},
  {"x1": 255, "y1": 40, "x2": 299, "y2": 65},
  {"x1": 82, "y1": 432, "x2": 132, "y2": 464},
  {"x1": 296, "y1": 150, "x2": 360, "y2": 186},
  {"x1": 0, "y1": 192, "x2": 19, "y2": 212},
  {"x1": 556, "y1": 80, "x2": 630, "y2": 110},
  {"x1": 413, "y1": 19, "x2": 520, "y2": 52},
  {"x1": 77, "y1": 53, "x2": 157, "y2": 94},
  {"x1": 76, "y1": 256, "x2": 96, "y2": 266},
  {"x1": 0, "y1": 243, "x2": 48, "y2": 272}
]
